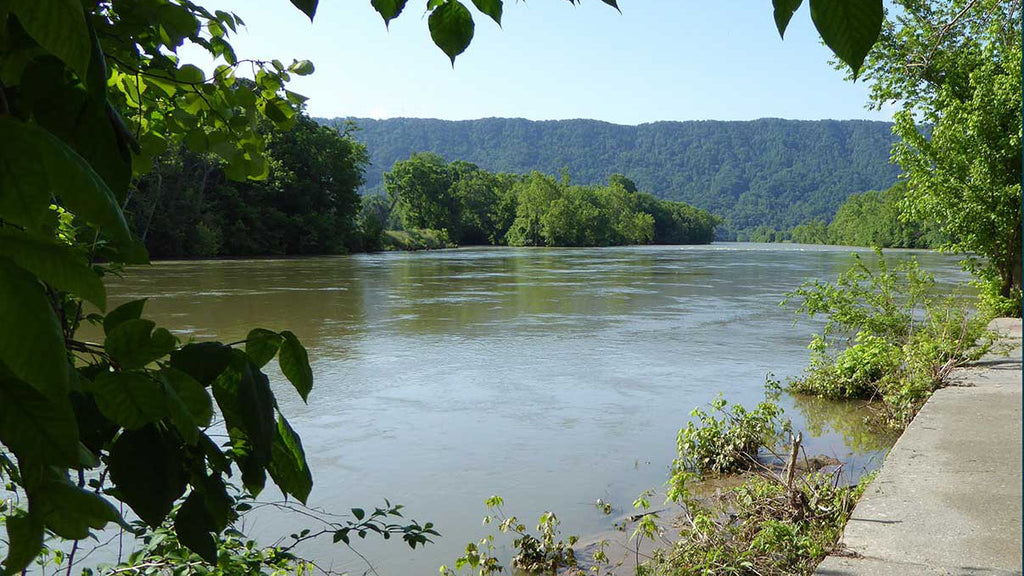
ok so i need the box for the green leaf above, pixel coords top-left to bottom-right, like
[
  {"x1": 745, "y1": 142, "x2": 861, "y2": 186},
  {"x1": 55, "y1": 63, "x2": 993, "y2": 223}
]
[
  {"x1": 103, "y1": 299, "x2": 147, "y2": 335},
  {"x1": 428, "y1": 0, "x2": 475, "y2": 65},
  {"x1": 170, "y1": 342, "x2": 234, "y2": 386},
  {"x1": 39, "y1": 476, "x2": 122, "y2": 539},
  {"x1": 0, "y1": 376, "x2": 80, "y2": 468},
  {"x1": 278, "y1": 331, "x2": 312, "y2": 402},
  {"x1": 470, "y1": 0, "x2": 501, "y2": 25},
  {"x1": 104, "y1": 319, "x2": 177, "y2": 370},
  {"x1": 211, "y1": 354, "x2": 276, "y2": 494},
  {"x1": 161, "y1": 368, "x2": 213, "y2": 427},
  {"x1": 175, "y1": 492, "x2": 218, "y2": 563},
  {"x1": 262, "y1": 97, "x2": 295, "y2": 125},
  {"x1": 352, "y1": 508, "x2": 365, "y2": 520},
  {"x1": 809, "y1": 0, "x2": 882, "y2": 77},
  {"x1": 1, "y1": 511, "x2": 43, "y2": 576},
  {"x1": 600, "y1": 0, "x2": 620, "y2": 11},
  {"x1": 163, "y1": 382, "x2": 201, "y2": 445},
  {"x1": 175, "y1": 64, "x2": 206, "y2": 84},
  {"x1": 108, "y1": 425, "x2": 187, "y2": 527},
  {"x1": 245, "y1": 328, "x2": 283, "y2": 368},
  {"x1": 371, "y1": 0, "x2": 408, "y2": 25},
  {"x1": 196, "y1": 473, "x2": 235, "y2": 531},
  {"x1": 8, "y1": 0, "x2": 91, "y2": 81},
  {"x1": 268, "y1": 413, "x2": 312, "y2": 503},
  {"x1": 0, "y1": 258, "x2": 68, "y2": 399},
  {"x1": 290, "y1": 59, "x2": 315, "y2": 76},
  {"x1": 289, "y1": 0, "x2": 318, "y2": 20},
  {"x1": 87, "y1": 371, "x2": 166, "y2": 429},
  {"x1": 0, "y1": 230, "x2": 105, "y2": 309},
  {"x1": 21, "y1": 58, "x2": 131, "y2": 202},
  {"x1": 0, "y1": 117, "x2": 132, "y2": 244},
  {"x1": 772, "y1": 0, "x2": 803, "y2": 39}
]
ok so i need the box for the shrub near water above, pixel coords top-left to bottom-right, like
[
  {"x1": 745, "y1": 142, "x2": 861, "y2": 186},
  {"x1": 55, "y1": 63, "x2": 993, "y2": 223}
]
[
  {"x1": 659, "y1": 472, "x2": 873, "y2": 576},
  {"x1": 785, "y1": 251, "x2": 992, "y2": 428},
  {"x1": 672, "y1": 396, "x2": 789, "y2": 476}
]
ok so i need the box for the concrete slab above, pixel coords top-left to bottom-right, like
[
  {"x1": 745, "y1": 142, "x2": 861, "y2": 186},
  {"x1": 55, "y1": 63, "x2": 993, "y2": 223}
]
[{"x1": 816, "y1": 319, "x2": 1023, "y2": 575}]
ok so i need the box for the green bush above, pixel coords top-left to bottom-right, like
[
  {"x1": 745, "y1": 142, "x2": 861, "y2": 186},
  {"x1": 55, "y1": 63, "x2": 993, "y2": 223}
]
[
  {"x1": 672, "y1": 397, "x2": 789, "y2": 476},
  {"x1": 785, "y1": 251, "x2": 992, "y2": 428},
  {"x1": 792, "y1": 333, "x2": 901, "y2": 399}
]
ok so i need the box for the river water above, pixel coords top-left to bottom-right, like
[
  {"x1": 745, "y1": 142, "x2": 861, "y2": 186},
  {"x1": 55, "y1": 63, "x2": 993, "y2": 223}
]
[{"x1": 101, "y1": 243, "x2": 971, "y2": 575}]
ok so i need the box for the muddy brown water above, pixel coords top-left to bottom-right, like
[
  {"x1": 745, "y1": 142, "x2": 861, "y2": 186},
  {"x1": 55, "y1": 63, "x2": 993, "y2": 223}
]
[{"x1": 95, "y1": 243, "x2": 969, "y2": 575}]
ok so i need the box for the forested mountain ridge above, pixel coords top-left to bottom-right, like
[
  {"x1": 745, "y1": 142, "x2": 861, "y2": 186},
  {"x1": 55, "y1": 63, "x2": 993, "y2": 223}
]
[{"x1": 318, "y1": 117, "x2": 900, "y2": 236}]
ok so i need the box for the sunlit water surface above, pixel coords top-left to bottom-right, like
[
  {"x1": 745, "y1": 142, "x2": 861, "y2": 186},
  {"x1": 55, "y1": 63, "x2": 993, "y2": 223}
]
[{"x1": 98, "y1": 244, "x2": 971, "y2": 575}]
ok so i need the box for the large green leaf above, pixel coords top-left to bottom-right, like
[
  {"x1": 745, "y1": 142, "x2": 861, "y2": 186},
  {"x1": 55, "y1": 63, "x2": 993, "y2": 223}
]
[
  {"x1": 0, "y1": 376, "x2": 80, "y2": 468},
  {"x1": 278, "y1": 331, "x2": 312, "y2": 402},
  {"x1": 21, "y1": 58, "x2": 132, "y2": 202},
  {"x1": 470, "y1": 0, "x2": 502, "y2": 25},
  {"x1": 38, "y1": 476, "x2": 122, "y2": 540},
  {"x1": 0, "y1": 258, "x2": 68, "y2": 399},
  {"x1": 104, "y1": 319, "x2": 177, "y2": 370},
  {"x1": 289, "y1": 0, "x2": 318, "y2": 20},
  {"x1": 1, "y1": 511, "x2": 43, "y2": 576},
  {"x1": 772, "y1": 0, "x2": 803, "y2": 39},
  {"x1": 211, "y1": 354, "x2": 276, "y2": 494},
  {"x1": 371, "y1": 0, "x2": 408, "y2": 26},
  {"x1": 429, "y1": 0, "x2": 475, "y2": 65},
  {"x1": 0, "y1": 117, "x2": 132, "y2": 244},
  {"x1": 174, "y1": 492, "x2": 217, "y2": 563},
  {"x1": 809, "y1": 0, "x2": 883, "y2": 77},
  {"x1": 107, "y1": 425, "x2": 187, "y2": 527},
  {"x1": 268, "y1": 413, "x2": 312, "y2": 503},
  {"x1": 245, "y1": 328, "x2": 283, "y2": 368},
  {"x1": 103, "y1": 299, "x2": 147, "y2": 334},
  {"x1": 170, "y1": 342, "x2": 234, "y2": 386},
  {"x1": 8, "y1": 0, "x2": 90, "y2": 81},
  {"x1": 0, "y1": 230, "x2": 105, "y2": 310},
  {"x1": 87, "y1": 371, "x2": 166, "y2": 429},
  {"x1": 161, "y1": 368, "x2": 213, "y2": 427}
]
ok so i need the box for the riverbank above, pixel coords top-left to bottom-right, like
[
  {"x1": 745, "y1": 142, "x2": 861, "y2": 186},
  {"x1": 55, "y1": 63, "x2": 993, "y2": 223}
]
[{"x1": 816, "y1": 318, "x2": 1022, "y2": 575}]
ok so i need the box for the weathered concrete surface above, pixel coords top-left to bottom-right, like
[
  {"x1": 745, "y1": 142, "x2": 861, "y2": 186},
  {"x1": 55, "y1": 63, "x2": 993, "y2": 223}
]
[{"x1": 817, "y1": 318, "x2": 1023, "y2": 576}]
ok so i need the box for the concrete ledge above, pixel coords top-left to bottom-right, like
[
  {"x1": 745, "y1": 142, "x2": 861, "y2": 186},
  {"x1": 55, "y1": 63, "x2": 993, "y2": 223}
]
[{"x1": 816, "y1": 318, "x2": 1023, "y2": 576}]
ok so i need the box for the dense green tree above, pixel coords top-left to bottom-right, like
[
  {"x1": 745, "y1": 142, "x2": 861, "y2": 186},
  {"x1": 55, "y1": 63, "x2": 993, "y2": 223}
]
[
  {"x1": 789, "y1": 219, "x2": 830, "y2": 245},
  {"x1": 452, "y1": 167, "x2": 505, "y2": 245},
  {"x1": 130, "y1": 114, "x2": 368, "y2": 257},
  {"x1": 386, "y1": 152, "x2": 459, "y2": 233},
  {"x1": 358, "y1": 193, "x2": 393, "y2": 251},
  {"x1": 827, "y1": 184, "x2": 938, "y2": 249},
  {"x1": 858, "y1": 0, "x2": 1021, "y2": 311}
]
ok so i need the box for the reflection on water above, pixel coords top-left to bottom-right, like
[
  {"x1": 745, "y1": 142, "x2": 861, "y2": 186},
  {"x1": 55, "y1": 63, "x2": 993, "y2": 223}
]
[
  {"x1": 790, "y1": 394, "x2": 901, "y2": 455},
  {"x1": 97, "y1": 244, "x2": 971, "y2": 576}
]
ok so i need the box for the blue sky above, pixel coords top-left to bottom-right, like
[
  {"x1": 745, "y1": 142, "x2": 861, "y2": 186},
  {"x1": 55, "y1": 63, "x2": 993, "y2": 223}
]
[{"x1": 183, "y1": 0, "x2": 891, "y2": 124}]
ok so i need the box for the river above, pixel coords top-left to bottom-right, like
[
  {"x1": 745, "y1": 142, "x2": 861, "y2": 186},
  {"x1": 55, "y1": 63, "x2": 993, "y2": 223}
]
[{"x1": 100, "y1": 243, "x2": 971, "y2": 575}]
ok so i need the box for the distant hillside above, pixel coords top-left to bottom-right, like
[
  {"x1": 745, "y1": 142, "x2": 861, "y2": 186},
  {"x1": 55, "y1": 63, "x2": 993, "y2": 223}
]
[{"x1": 317, "y1": 117, "x2": 900, "y2": 236}]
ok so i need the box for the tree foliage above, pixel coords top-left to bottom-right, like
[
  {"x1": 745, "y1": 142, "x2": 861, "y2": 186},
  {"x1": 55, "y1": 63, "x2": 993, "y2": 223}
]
[
  {"x1": 129, "y1": 114, "x2": 368, "y2": 258},
  {"x1": 382, "y1": 157, "x2": 717, "y2": 248},
  {"x1": 744, "y1": 184, "x2": 942, "y2": 248},
  {"x1": 0, "y1": 1, "x2": 432, "y2": 573},
  {"x1": 857, "y1": 0, "x2": 1022, "y2": 311}
]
